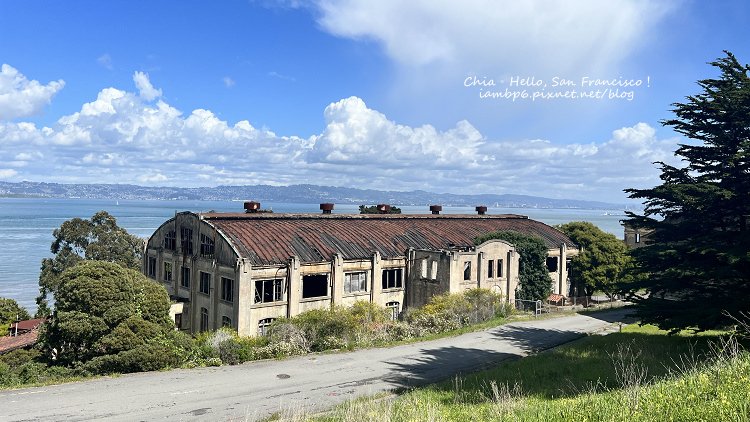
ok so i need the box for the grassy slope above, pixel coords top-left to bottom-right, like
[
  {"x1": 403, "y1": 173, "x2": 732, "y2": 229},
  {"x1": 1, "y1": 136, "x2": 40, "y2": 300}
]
[{"x1": 313, "y1": 325, "x2": 750, "y2": 421}]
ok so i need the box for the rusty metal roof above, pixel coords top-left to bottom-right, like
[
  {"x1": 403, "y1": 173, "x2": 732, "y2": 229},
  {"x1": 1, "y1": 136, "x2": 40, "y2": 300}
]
[{"x1": 200, "y1": 213, "x2": 576, "y2": 266}]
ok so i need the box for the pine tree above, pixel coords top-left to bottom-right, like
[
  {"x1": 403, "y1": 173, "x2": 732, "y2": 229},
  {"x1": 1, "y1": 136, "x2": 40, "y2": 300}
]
[{"x1": 624, "y1": 51, "x2": 750, "y2": 331}]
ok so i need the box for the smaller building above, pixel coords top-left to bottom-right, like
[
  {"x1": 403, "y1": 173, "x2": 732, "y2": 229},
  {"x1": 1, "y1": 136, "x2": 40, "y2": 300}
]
[
  {"x1": 623, "y1": 222, "x2": 653, "y2": 249},
  {"x1": 0, "y1": 318, "x2": 44, "y2": 354}
]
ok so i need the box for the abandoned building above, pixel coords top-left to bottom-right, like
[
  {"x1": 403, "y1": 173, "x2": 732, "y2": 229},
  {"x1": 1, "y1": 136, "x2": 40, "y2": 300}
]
[
  {"x1": 143, "y1": 203, "x2": 578, "y2": 337},
  {"x1": 622, "y1": 222, "x2": 653, "y2": 249}
]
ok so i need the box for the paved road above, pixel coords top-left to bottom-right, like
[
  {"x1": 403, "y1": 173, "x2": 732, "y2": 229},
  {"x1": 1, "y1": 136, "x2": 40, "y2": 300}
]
[{"x1": 0, "y1": 309, "x2": 632, "y2": 421}]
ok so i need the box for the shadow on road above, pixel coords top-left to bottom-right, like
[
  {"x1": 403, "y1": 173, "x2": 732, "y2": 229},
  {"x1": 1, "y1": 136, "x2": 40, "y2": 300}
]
[
  {"x1": 490, "y1": 325, "x2": 584, "y2": 352},
  {"x1": 580, "y1": 307, "x2": 639, "y2": 324},
  {"x1": 382, "y1": 346, "x2": 518, "y2": 389}
]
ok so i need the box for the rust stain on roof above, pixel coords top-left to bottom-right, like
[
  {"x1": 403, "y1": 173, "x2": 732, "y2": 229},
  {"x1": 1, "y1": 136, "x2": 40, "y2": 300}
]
[{"x1": 201, "y1": 213, "x2": 576, "y2": 267}]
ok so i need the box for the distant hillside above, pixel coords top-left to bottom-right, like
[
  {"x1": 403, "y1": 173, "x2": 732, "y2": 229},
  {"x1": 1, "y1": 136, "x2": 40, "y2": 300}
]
[{"x1": 0, "y1": 181, "x2": 628, "y2": 209}]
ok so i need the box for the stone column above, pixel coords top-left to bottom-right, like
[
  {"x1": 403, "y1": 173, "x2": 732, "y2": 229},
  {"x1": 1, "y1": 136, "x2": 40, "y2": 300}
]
[
  {"x1": 287, "y1": 256, "x2": 301, "y2": 317},
  {"x1": 331, "y1": 253, "x2": 344, "y2": 305},
  {"x1": 370, "y1": 252, "x2": 382, "y2": 305}
]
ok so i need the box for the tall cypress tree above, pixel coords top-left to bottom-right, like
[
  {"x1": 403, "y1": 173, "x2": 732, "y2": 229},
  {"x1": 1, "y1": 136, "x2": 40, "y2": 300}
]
[{"x1": 624, "y1": 51, "x2": 750, "y2": 331}]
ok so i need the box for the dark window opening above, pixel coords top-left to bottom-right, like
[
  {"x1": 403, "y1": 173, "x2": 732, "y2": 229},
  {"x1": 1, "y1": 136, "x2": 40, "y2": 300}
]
[
  {"x1": 221, "y1": 277, "x2": 234, "y2": 302},
  {"x1": 174, "y1": 313, "x2": 182, "y2": 329},
  {"x1": 497, "y1": 259, "x2": 504, "y2": 278},
  {"x1": 463, "y1": 261, "x2": 472, "y2": 281},
  {"x1": 222, "y1": 316, "x2": 232, "y2": 328},
  {"x1": 302, "y1": 274, "x2": 328, "y2": 298},
  {"x1": 546, "y1": 257, "x2": 558, "y2": 273},
  {"x1": 164, "y1": 230, "x2": 176, "y2": 250},
  {"x1": 344, "y1": 272, "x2": 367, "y2": 293},
  {"x1": 382, "y1": 268, "x2": 403, "y2": 289},
  {"x1": 200, "y1": 233, "x2": 215, "y2": 258},
  {"x1": 635, "y1": 232, "x2": 641, "y2": 243},
  {"x1": 164, "y1": 262, "x2": 173, "y2": 282},
  {"x1": 487, "y1": 259, "x2": 494, "y2": 278},
  {"x1": 199, "y1": 272, "x2": 211, "y2": 295},
  {"x1": 180, "y1": 227, "x2": 193, "y2": 255},
  {"x1": 148, "y1": 257, "x2": 157, "y2": 278},
  {"x1": 258, "y1": 318, "x2": 275, "y2": 336},
  {"x1": 200, "y1": 307, "x2": 209, "y2": 332},
  {"x1": 181, "y1": 267, "x2": 190, "y2": 288},
  {"x1": 255, "y1": 279, "x2": 283, "y2": 303}
]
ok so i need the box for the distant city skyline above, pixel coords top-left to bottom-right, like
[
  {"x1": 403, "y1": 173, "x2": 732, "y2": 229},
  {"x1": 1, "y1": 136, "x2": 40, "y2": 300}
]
[{"x1": 1, "y1": 1, "x2": 749, "y2": 203}]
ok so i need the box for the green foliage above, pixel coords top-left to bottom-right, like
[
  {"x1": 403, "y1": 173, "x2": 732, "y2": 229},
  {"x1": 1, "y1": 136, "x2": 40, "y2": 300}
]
[
  {"x1": 474, "y1": 231, "x2": 551, "y2": 301},
  {"x1": 0, "y1": 297, "x2": 31, "y2": 330},
  {"x1": 358, "y1": 204, "x2": 402, "y2": 214},
  {"x1": 557, "y1": 221, "x2": 632, "y2": 297},
  {"x1": 623, "y1": 52, "x2": 750, "y2": 332},
  {"x1": 406, "y1": 289, "x2": 512, "y2": 335},
  {"x1": 41, "y1": 261, "x2": 179, "y2": 373},
  {"x1": 36, "y1": 211, "x2": 144, "y2": 316}
]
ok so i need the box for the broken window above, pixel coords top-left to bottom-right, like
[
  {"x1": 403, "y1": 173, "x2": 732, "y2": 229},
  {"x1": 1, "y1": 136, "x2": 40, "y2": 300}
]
[
  {"x1": 381, "y1": 268, "x2": 403, "y2": 289},
  {"x1": 221, "y1": 277, "x2": 234, "y2": 302},
  {"x1": 258, "y1": 318, "x2": 275, "y2": 336},
  {"x1": 430, "y1": 261, "x2": 438, "y2": 279},
  {"x1": 164, "y1": 230, "x2": 176, "y2": 250},
  {"x1": 255, "y1": 279, "x2": 283, "y2": 303},
  {"x1": 164, "y1": 262, "x2": 173, "y2": 282},
  {"x1": 180, "y1": 227, "x2": 193, "y2": 255},
  {"x1": 546, "y1": 257, "x2": 558, "y2": 272},
  {"x1": 302, "y1": 274, "x2": 328, "y2": 298},
  {"x1": 420, "y1": 259, "x2": 427, "y2": 278},
  {"x1": 199, "y1": 271, "x2": 211, "y2": 295},
  {"x1": 386, "y1": 301, "x2": 400, "y2": 320},
  {"x1": 200, "y1": 233, "x2": 215, "y2": 258},
  {"x1": 497, "y1": 259, "x2": 504, "y2": 278},
  {"x1": 344, "y1": 272, "x2": 367, "y2": 294},
  {"x1": 174, "y1": 313, "x2": 182, "y2": 329},
  {"x1": 487, "y1": 259, "x2": 494, "y2": 278},
  {"x1": 148, "y1": 256, "x2": 157, "y2": 278},
  {"x1": 181, "y1": 266, "x2": 190, "y2": 288},
  {"x1": 222, "y1": 316, "x2": 232, "y2": 328},
  {"x1": 463, "y1": 261, "x2": 472, "y2": 281},
  {"x1": 200, "y1": 307, "x2": 209, "y2": 332}
]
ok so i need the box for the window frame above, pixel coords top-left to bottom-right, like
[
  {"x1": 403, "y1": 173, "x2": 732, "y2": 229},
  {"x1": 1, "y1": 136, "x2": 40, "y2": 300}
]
[
  {"x1": 220, "y1": 277, "x2": 234, "y2": 303},
  {"x1": 487, "y1": 259, "x2": 494, "y2": 279},
  {"x1": 344, "y1": 271, "x2": 367, "y2": 294},
  {"x1": 147, "y1": 256, "x2": 157, "y2": 278},
  {"x1": 497, "y1": 259, "x2": 504, "y2": 278},
  {"x1": 180, "y1": 226, "x2": 194, "y2": 255},
  {"x1": 164, "y1": 230, "x2": 176, "y2": 251},
  {"x1": 200, "y1": 307, "x2": 209, "y2": 332},
  {"x1": 199, "y1": 271, "x2": 211, "y2": 295},
  {"x1": 258, "y1": 318, "x2": 275, "y2": 336},
  {"x1": 463, "y1": 261, "x2": 472, "y2": 281},
  {"x1": 381, "y1": 268, "x2": 403, "y2": 290},
  {"x1": 180, "y1": 266, "x2": 190, "y2": 289},
  {"x1": 255, "y1": 279, "x2": 283, "y2": 304},
  {"x1": 164, "y1": 262, "x2": 173, "y2": 282},
  {"x1": 200, "y1": 233, "x2": 215, "y2": 258}
]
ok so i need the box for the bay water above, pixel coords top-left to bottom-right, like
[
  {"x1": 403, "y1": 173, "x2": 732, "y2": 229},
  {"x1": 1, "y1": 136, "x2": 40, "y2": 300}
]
[{"x1": 0, "y1": 198, "x2": 627, "y2": 314}]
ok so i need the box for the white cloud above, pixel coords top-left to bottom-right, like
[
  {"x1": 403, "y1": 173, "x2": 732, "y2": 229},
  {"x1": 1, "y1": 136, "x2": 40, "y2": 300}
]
[
  {"x1": 0, "y1": 169, "x2": 18, "y2": 179},
  {"x1": 223, "y1": 77, "x2": 235, "y2": 88},
  {"x1": 313, "y1": 1, "x2": 675, "y2": 71},
  {"x1": 0, "y1": 70, "x2": 680, "y2": 202},
  {"x1": 97, "y1": 54, "x2": 114, "y2": 70},
  {"x1": 133, "y1": 71, "x2": 162, "y2": 101},
  {"x1": 0, "y1": 64, "x2": 65, "y2": 120}
]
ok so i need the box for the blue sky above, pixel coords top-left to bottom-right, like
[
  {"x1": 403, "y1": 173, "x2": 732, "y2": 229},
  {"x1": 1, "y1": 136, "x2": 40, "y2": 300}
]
[{"x1": 0, "y1": 0, "x2": 748, "y2": 203}]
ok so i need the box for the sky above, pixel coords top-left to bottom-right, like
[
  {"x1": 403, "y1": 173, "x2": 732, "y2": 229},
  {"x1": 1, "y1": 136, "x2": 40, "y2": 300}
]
[{"x1": 0, "y1": 0, "x2": 749, "y2": 204}]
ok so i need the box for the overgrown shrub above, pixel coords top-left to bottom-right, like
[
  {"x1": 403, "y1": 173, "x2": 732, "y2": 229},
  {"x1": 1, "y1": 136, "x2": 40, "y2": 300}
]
[{"x1": 406, "y1": 289, "x2": 511, "y2": 334}]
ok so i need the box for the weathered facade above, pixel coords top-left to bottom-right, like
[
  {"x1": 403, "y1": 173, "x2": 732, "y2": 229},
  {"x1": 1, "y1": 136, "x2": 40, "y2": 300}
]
[{"x1": 143, "y1": 207, "x2": 577, "y2": 337}]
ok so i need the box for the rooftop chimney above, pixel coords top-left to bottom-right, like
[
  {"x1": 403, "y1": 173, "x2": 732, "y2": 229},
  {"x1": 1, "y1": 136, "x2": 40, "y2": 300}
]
[
  {"x1": 476, "y1": 205, "x2": 487, "y2": 215},
  {"x1": 377, "y1": 204, "x2": 391, "y2": 214},
  {"x1": 244, "y1": 201, "x2": 261, "y2": 213},
  {"x1": 320, "y1": 203, "x2": 335, "y2": 214},
  {"x1": 429, "y1": 205, "x2": 442, "y2": 215}
]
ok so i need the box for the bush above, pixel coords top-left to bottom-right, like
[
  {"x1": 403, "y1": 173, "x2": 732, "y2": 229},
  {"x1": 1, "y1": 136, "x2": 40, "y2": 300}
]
[{"x1": 406, "y1": 289, "x2": 510, "y2": 333}]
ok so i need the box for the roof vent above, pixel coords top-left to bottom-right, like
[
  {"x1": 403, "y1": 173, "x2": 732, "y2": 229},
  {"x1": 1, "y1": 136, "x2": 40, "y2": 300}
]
[
  {"x1": 429, "y1": 205, "x2": 442, "y2": 215},
  {"x1": 476, "y1": 205, "x2": 487, "y2": 215},
  {"x1": 244, "y1": 201, "x2": 261, "y2": 213},
  {"x1": 377, "y1": 204, "x2": 391, "y2": 214},
  {"x1": 320, "y1": 203, "x2": 335, "y2": 214}
]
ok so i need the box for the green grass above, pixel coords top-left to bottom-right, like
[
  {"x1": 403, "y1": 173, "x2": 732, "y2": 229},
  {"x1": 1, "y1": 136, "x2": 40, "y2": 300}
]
[{"x1": 309, "y1": 325, "x2": 750, "y2": 421}]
